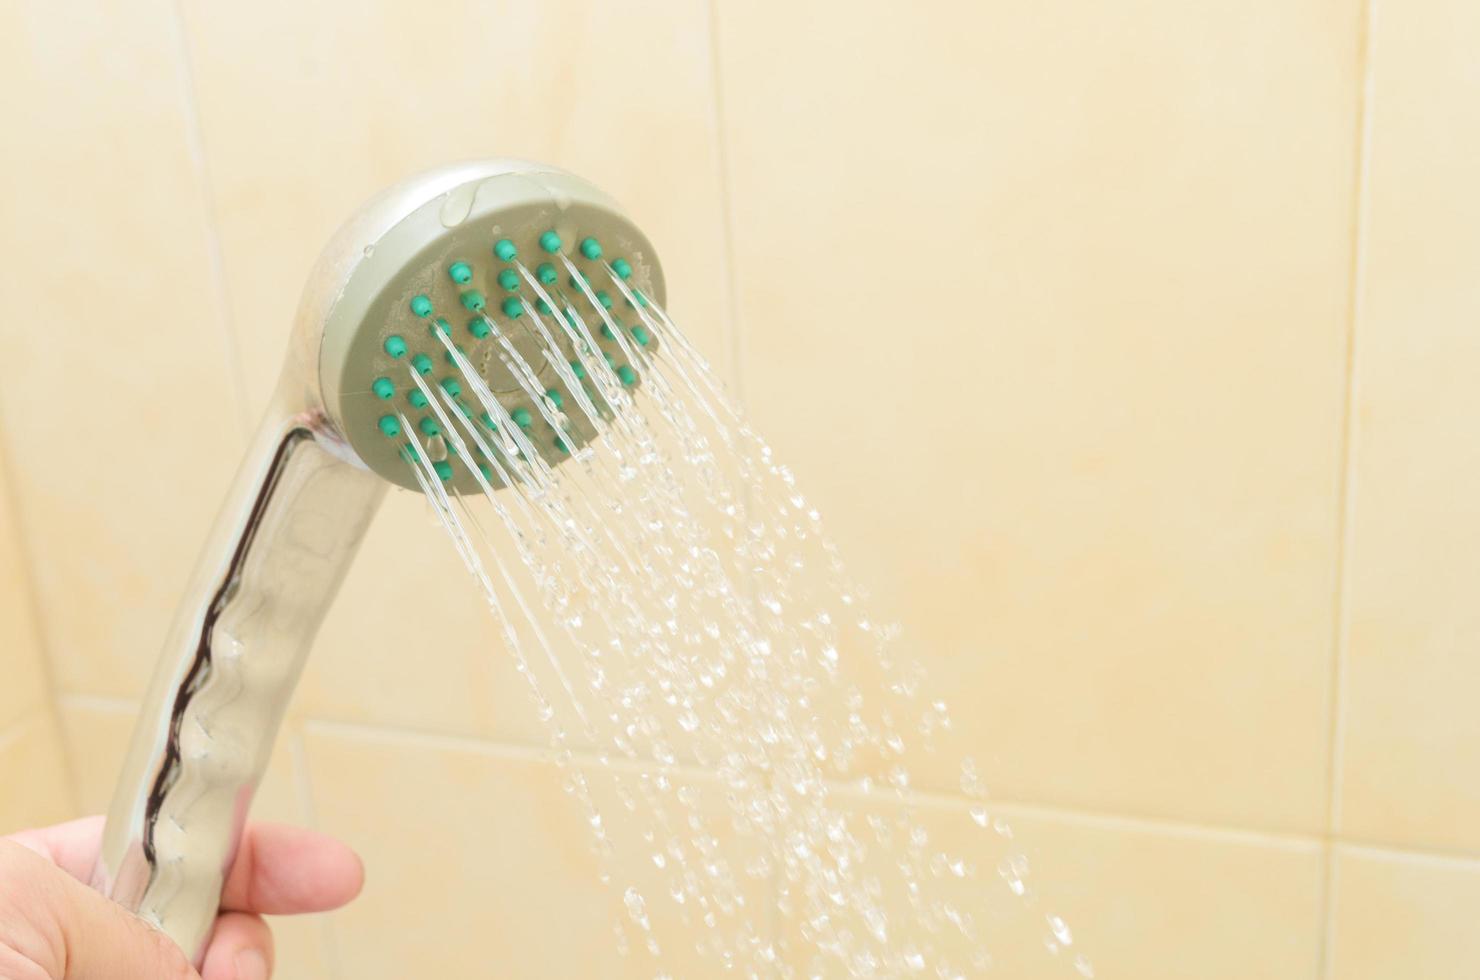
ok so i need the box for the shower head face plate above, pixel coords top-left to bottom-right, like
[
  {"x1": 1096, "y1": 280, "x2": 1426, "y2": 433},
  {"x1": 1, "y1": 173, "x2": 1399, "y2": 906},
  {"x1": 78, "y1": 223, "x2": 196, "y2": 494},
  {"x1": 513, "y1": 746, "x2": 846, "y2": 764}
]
[{"x1": 315, "y1": 165, "x2": 666, "y2": 493}]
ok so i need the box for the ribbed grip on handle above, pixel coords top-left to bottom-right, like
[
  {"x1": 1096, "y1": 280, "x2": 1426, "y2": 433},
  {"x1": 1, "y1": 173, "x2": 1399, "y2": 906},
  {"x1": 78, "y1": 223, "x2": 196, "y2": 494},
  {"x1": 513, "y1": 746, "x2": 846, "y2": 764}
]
[{"x1": 91, "y1": 404, "x2": 385, "y2": 963}]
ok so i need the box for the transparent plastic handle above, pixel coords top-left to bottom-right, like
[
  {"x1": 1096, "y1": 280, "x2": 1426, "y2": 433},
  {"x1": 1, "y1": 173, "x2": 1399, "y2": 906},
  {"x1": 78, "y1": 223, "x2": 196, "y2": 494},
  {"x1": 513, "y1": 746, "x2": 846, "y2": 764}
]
[{"x1": 91, "y1": 397, "x2": 385, "y2": 963}]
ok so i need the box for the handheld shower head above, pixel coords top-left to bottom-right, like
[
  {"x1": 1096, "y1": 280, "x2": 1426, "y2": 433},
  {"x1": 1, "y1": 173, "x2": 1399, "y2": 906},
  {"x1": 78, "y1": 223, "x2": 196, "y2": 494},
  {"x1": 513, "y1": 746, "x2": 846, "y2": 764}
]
[
  {"x1": 295, "y1": 160, "x2": 665, "y2": 490},
  {"x1": 92, "y1": 161, "x2": 667, "y2": 962}
]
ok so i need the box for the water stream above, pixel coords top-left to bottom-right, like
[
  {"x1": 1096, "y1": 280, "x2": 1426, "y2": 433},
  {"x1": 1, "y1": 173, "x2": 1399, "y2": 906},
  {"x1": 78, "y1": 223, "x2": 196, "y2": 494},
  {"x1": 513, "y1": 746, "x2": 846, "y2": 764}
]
[{"x1": 396, "y1": 266, "x2": 1092, "y2": 979}]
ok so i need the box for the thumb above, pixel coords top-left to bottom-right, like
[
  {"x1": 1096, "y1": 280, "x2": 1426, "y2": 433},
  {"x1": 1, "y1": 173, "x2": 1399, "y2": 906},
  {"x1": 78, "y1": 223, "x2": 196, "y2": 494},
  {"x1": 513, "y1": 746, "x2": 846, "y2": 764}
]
[{"x1": 0, "y1": 840, "x2": 199, "y2": 980}]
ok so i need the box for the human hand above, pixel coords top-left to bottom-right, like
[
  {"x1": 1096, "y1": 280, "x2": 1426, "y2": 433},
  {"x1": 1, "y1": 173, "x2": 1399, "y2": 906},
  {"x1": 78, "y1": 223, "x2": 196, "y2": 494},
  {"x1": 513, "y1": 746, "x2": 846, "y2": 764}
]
[{"x1": 0, "y1": 816, "x2": 363, "y2": 979}]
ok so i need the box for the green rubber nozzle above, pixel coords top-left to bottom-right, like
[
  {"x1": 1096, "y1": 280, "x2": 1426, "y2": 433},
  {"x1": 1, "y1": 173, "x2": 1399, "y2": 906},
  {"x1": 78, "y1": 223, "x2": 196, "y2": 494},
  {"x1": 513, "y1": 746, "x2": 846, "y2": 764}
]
[
  {"x1": 319, "y1": 163, "x2": 669, "y2": 495},
  {"x1": 378, "y1": 415, "x2": 401, "y2": 437},
  {"x1": 433, "y1": 460, "x2": 453, "y2": 481}
]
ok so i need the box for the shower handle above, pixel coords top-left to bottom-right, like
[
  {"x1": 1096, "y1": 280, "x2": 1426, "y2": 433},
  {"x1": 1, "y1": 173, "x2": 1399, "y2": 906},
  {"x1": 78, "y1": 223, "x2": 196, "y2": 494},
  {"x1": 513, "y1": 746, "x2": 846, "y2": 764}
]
[
  {"x1": 91, "y1": 382, "x2": 385, "y2": 965},
  {"x1": 89, "y1": 158, "x2": 663, "y2": 966}
]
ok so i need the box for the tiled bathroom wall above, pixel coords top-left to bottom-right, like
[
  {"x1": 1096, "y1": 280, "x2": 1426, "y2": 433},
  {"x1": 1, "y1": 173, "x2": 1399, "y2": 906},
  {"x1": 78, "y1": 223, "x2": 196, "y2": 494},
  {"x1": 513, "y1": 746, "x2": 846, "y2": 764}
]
[
  {"x1": 0, "y1": 0, "x2": 1476, "y2": 976},
  {"x1": 0, "y1": 451, "x2": 73, "y2": 831}
]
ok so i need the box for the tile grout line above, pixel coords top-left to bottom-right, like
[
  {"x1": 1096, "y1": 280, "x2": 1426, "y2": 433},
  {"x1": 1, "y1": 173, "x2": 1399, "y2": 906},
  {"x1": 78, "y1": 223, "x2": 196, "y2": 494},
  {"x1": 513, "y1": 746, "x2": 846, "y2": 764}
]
[
  {"x1": 662, "y1": 14, "x2": 778, "y2": 956},
  {"x1": 54, "y1": 692, "x2": 140, "y2": 714},
  {"x1": 832, "y1": 783, "x2": 1329, "y2": 853},
  {"x1": 288, "y1": 711, "x2": 1480, "y2": 861},
  {"x1": 49, "y1": 692, "x2": 1480, "y2": 867},
  {"x1": 1322, "y1": 852, "x2": 1344, "y2": 979},
  {"x1": 700, "y1": 23, "x2": 781, "y2": 967},
  {"x1": 287, "y1": 724, "x2": 320, "y2": 827},
  {"x1": 60, "y1": 695, "x2": 1480, "y2": 868},
  {"x1": 704, "y1": 0, "x2": 747, "y2": 407},
  {"x1": 0, "y1": 425, "x2": 81, "y2": 816},
  {"x1": 166, "y1": 0, "x2": 253, "y2": 440},
  {"x1": 0, "y1": 713, "x2": 29, "y2": 754},
  {"x1": 288, "y1": 727, "x2": 347, "y2": 980},
  {"x1": 129, "y1": 707, "x2": 1480, "y2": 863},
  {"x1": 1317, "y1": 1, "x2": 1379, "y2": 976},
  {"x1": 300, "y1": 716, "x2": 728, "y2": 784},
  {"x1": 702, "y1": 15, "x2": 789, "y2": 967},
  {"x1": 1336, "y1": 835, "x2": 1480, "y2": 867},
  {"x1": 0, "y1": 705, "x2": 63, "y2": 757}
]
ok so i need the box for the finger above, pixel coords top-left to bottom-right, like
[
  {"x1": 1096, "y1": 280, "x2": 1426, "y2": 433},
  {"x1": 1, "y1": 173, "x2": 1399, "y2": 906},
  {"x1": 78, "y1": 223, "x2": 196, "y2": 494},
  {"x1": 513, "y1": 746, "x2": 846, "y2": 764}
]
[
  {"x1": 219, "y1": 822, "x2": 364, "y2": 915},
  {"x1": 199, "y1": 912, "x2": 273, "y2": 980},
  {"x1": 5, "y1": 817, "x2": 365, "y2": 916},
  {"x1": 4, "y1": 815, "x2": 106, "y2": 880},
  {"x1": 0, "y1": 840, "x2": 198, "y2": 980}
]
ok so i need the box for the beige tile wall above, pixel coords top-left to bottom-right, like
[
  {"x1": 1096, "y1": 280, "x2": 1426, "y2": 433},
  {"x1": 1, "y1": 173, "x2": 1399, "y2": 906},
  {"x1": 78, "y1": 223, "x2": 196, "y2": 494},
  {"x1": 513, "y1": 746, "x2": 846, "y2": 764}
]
[
  {"x1": 0, "y1": 443, "x2": 74, "y2": 830},
  {"x1": 0, "y1": 0, "x2": 1476, "y2": 975}
]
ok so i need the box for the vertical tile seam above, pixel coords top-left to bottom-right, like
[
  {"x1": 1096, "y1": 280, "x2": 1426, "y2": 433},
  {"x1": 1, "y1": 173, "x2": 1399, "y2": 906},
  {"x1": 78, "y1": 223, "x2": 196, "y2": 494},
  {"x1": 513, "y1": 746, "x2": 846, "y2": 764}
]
[
  {"x1": 167, "y1": 0, "x2": 253, "y2": 439},
  {"x1": 704, "y1": 0, "x2": 746, "y2": 406},
  {"x1": 702, "y1": 16, "x2": 779, "y2": 967},
  {"x1": 1321, "y1": 847, "x2": 1344, "y2": 980},
  {"x1": 0, "y1": 709, "x2": 38, "y2": 754},
  {"x1": 289, "y1": 728, "x2": 346, "y2": 980},
  {"x1": 0, "y1": 425, "x2": 80, "y2": 816},
  {"x1": 0, "y1": 707, "x2": 74, "y2": 818},
  {"x1": 1318, "y1": 1, "x2": 1379, "y2": 976}
]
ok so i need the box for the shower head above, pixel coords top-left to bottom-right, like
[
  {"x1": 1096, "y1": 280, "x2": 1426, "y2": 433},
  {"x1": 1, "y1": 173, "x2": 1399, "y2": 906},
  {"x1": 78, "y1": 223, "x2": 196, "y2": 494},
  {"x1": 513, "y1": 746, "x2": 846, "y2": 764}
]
[
  {"x1": 92, "y1": 161, "x2": 668, "y2": 964},
  {"x1": 289, "y1": 160, "x2": 666, "y2": 491}
]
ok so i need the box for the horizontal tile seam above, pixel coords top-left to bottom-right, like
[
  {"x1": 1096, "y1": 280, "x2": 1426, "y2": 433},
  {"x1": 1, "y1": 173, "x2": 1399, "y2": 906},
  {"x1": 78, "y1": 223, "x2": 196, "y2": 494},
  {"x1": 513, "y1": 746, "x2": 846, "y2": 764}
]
[
  {"x1": 0, "y1": 705, "x2": 53, "y2": 753},
  {"x1": 299, "y1": 716, "x2": 723, "y2": 783},
  {"x1": 56, "y1": 698, "x2": 1480, "y2": 864},
  {"x1": 290, "y1": 717, "x2": 1479, "y2": 858},
  {"x1": 0, "y1": 689, "x2": 50, "y2": 733},
  {"x1": 55, "y1": 692, "x2": 138, "y2": 713},
  {"x1": 1334, "y1": 839, "x2": 1480, "y2": 870}
]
